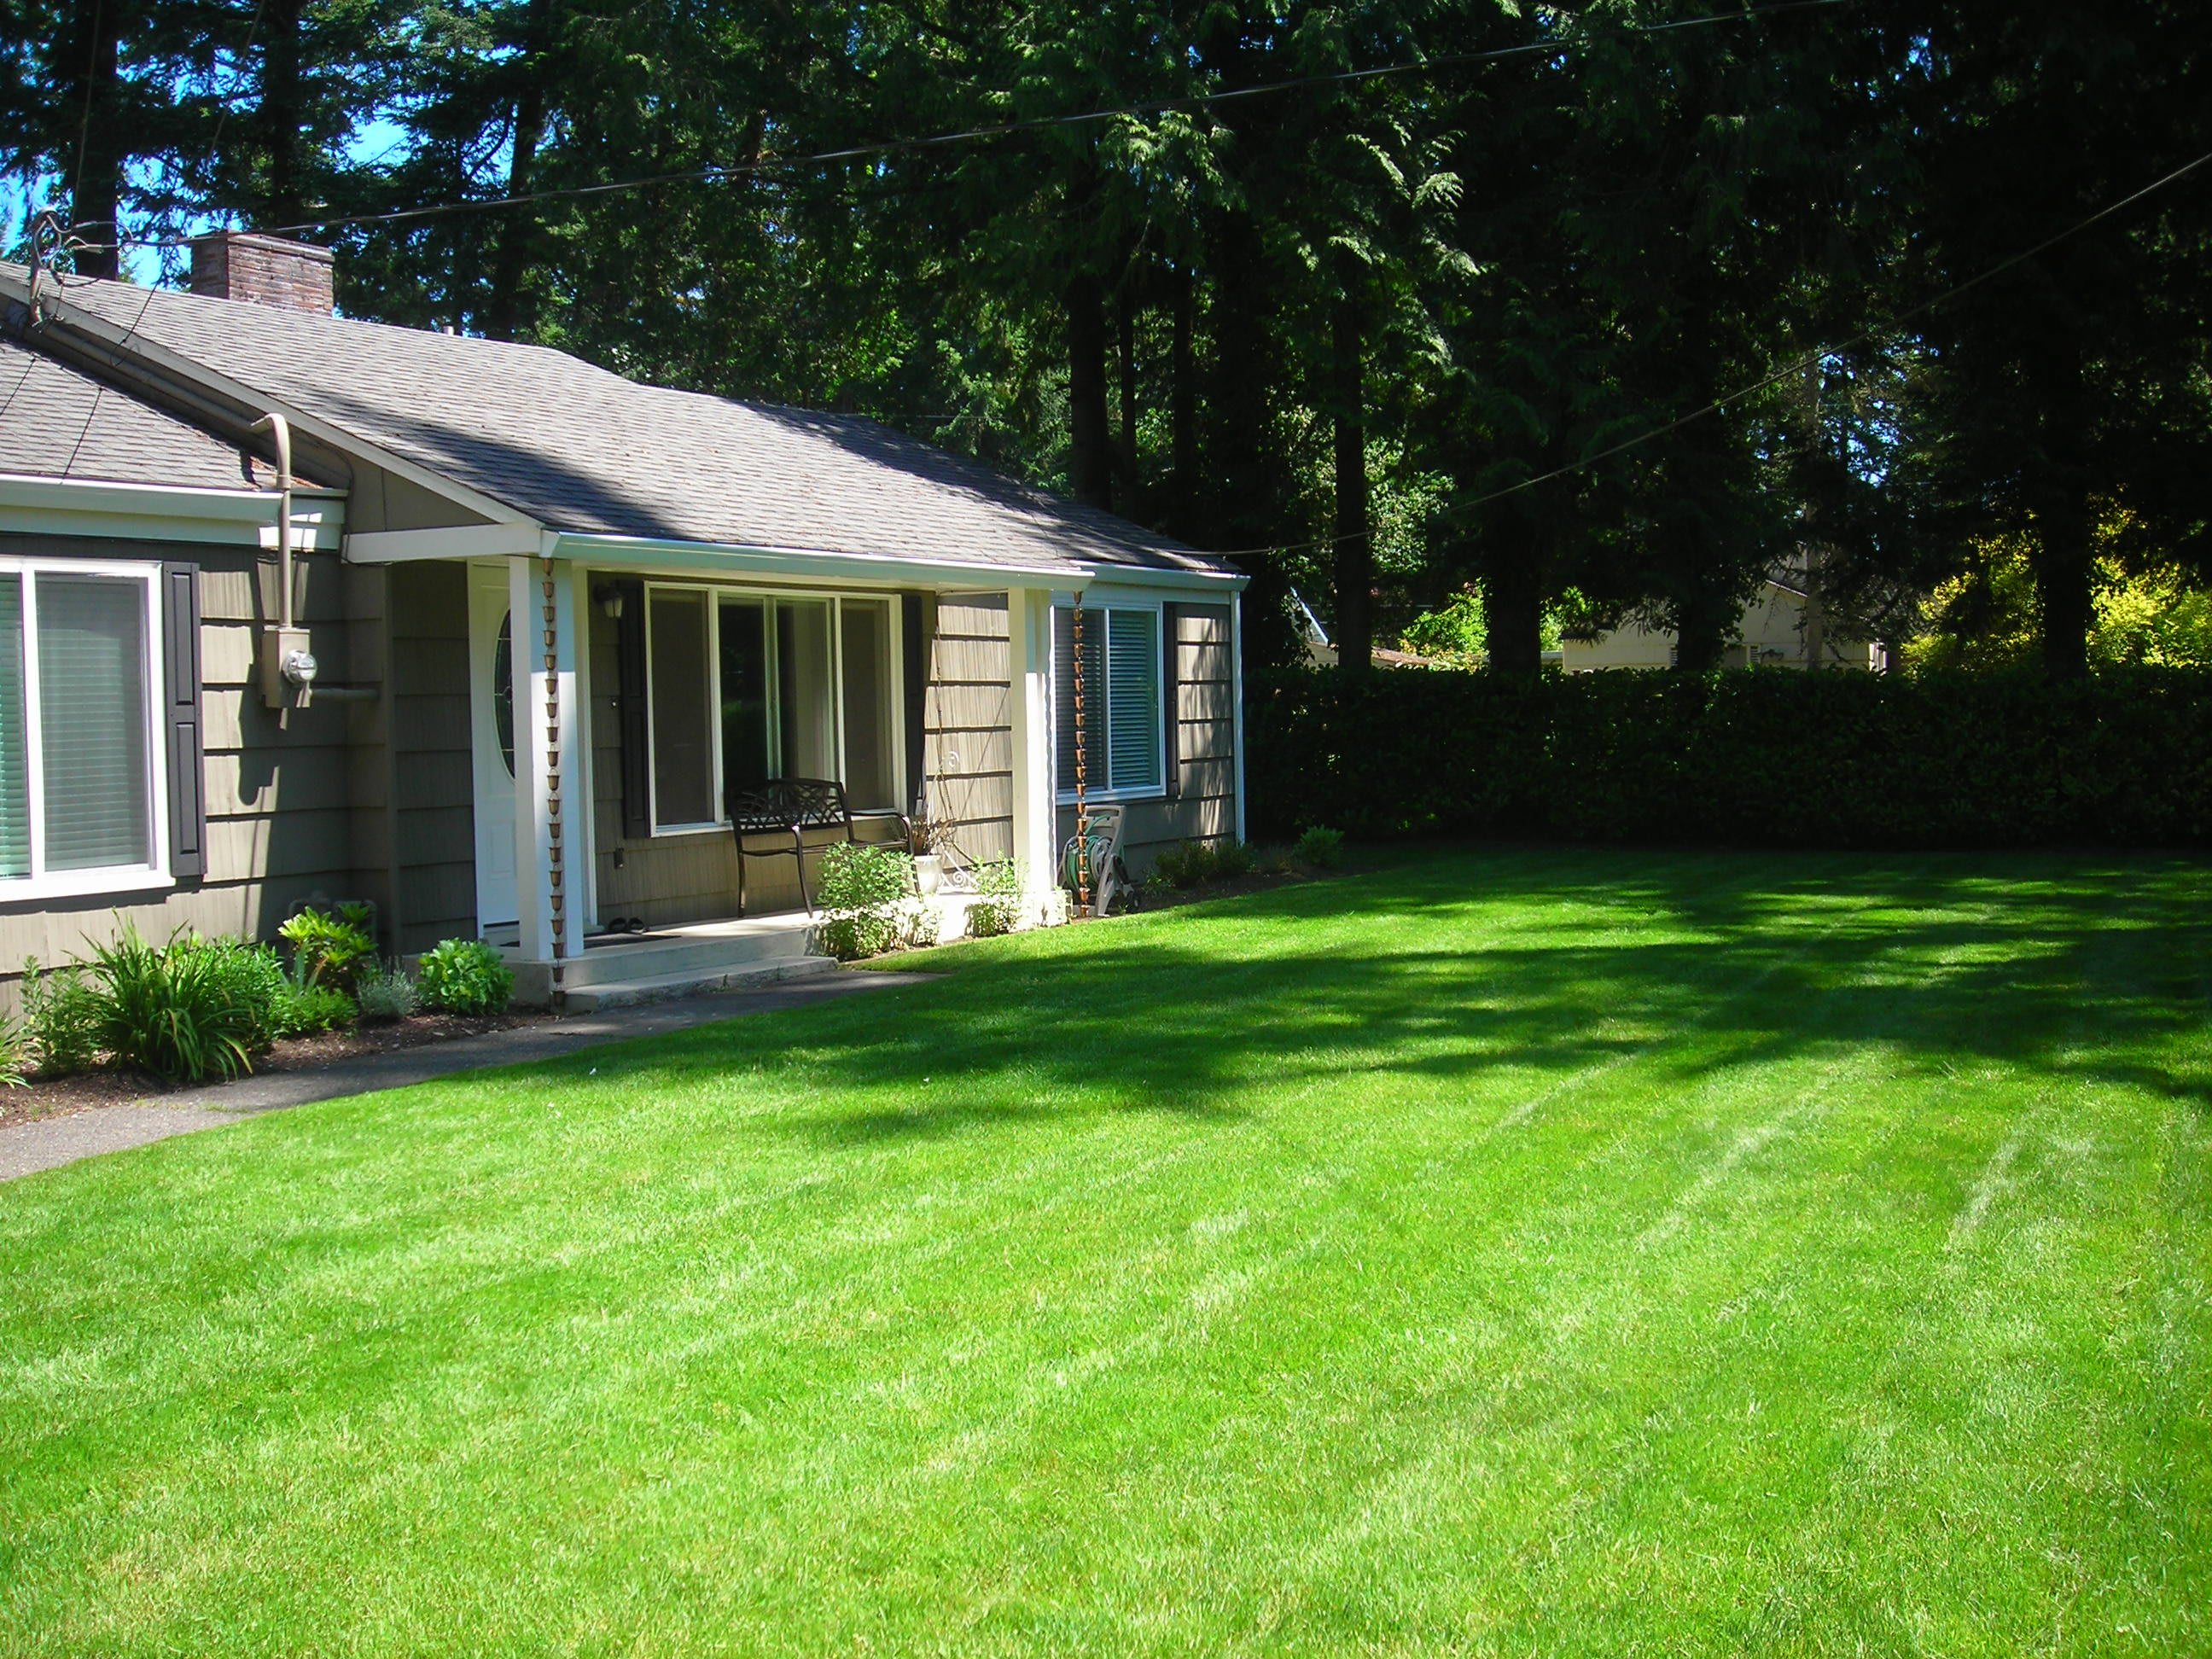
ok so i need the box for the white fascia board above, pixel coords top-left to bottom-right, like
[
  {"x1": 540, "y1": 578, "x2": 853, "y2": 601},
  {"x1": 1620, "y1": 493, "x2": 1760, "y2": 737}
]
[
  {"x1": 346, "y1": 521, "x2": 548, "y2": 563},
  {"x1": 551, "y1": 532, "x2": 1247, "y2": 593},
  {"x1": 8, "y1": 278, "x2": 534, "y2": 533},
  {"x1": 1068, "y1": 560, "x2": 1249, "y2": 591},
  {"x1": 0, "y1": 472, "x2": 342, "y2": 550},
  {"x1": 550, "y1": 531, "x2": 1078, "y2": 590}
]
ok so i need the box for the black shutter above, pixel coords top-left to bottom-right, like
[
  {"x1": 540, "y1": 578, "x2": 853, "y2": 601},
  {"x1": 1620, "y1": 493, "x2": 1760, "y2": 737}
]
[
  {"x1": 614, "y1": 578, "x2": 649, "y2": 838},
  {"x1": 161, "y1": 562, "x2": 207, "y2": 880},
  {"x1": 1161, "y1": 602, "x2": 1183, "y2": 800},
  {"x1": 900, "y1": 591, "x2": 928, "y2": 816}
]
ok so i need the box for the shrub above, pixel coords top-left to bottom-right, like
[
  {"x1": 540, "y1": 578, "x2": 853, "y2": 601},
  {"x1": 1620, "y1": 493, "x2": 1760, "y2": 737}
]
[
  {"x1": 182, "y1": 937, "x2": 289, "y2": 1051},
  {"x1": 1151, "y1": 841, "x2": 1218, "y2": 889},
  {"x1": 20, "y1": 958, "x2": 104, "y2": 1076},
  {"x1": 355, "y1": 962, "x2": 418, "y2": 1023},
  {"x1": 277, "y1": 903, "x2": 376, "y2": 992},
  {"x1": 1294, "y1": 825, "x2": 1347, "y2": 870},
  {"x1": 815, "y1": 842, "x2": 916, "y2": 961},
  {"x1": 967, "y1": 857, "x2": 1026, "y2": 938},
  {"x1": 416, "y1": 938, "x2": 515, "y2": 1016},
  {"x1": 273, "y1": 976, "x2": 357, "y2": 1038},
  {"x1": 1212, "y1": 840, "x2": 1257, "y2": 881},
  {"x1": 1246, "y1": 664, "x2": 2212, "y2": 848},
  {"x1": 84, "y1": 928, "x2": 270, "y2": 1083}
]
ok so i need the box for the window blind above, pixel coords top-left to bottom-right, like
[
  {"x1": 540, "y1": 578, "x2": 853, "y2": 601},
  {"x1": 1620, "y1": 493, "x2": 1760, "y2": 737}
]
[
  {"x1": 1054, "y1": 607, "x2": 1106, "y2": 794},
  {"x1": 1105, "y1": 609, "x2": 1162, "y2": 792},
  {"x1": 0, "y1": 577, "x2": 26, "y2": 879},
  {"x1": 37, "y1": 573, "x2": 150, "y2": 871}
]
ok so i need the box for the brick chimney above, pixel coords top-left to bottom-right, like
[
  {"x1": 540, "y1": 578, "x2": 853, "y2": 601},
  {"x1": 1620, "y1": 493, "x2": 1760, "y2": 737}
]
[{"x1": 187, "y1": 231, "x2": 335, "y2": 314}]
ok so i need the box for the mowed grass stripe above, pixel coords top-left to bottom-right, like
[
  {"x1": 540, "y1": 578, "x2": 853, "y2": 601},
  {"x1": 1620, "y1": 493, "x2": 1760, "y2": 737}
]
[{"x1": 2, "y1": 849, "x2": 2207, "y2": 1656}]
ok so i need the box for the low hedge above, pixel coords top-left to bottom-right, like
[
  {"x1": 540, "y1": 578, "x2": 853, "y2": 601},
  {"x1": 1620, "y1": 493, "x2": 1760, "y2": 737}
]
[{"x1": 1246, "y1": 667, "x2": 2212, "y2": 848}]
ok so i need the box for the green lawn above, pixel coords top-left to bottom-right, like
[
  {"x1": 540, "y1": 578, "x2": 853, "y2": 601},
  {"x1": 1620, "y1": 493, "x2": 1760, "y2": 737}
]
[{"x1": 3, "y1": 849, "x2": 2209, "y2": 1656}]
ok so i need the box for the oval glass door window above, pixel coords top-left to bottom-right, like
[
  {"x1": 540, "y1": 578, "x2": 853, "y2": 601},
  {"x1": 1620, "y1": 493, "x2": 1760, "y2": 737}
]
[{"x1": 493, "y1": 611, "x2": 515, "y2": 777}]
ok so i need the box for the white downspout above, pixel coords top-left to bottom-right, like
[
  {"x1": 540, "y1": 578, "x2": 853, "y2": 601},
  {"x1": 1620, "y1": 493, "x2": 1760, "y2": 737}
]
[{"x1": 250, "y1": 413, "x2": 294, "y2": 629}]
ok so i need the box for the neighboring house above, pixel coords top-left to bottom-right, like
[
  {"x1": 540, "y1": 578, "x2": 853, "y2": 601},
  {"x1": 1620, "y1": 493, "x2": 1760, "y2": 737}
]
[
  {"x1": 0, "y1": 233, "x2": 1245, "y2": 1005},
  {"x1": 1561, "y1": 574, "x2": 1884, "y2": 672}
]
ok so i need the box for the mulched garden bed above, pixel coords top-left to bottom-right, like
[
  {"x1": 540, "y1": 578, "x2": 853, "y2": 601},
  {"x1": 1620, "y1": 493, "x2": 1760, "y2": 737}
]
[{"x1": 0, "y1": 1009, "x2": 550, "y2": 1130}]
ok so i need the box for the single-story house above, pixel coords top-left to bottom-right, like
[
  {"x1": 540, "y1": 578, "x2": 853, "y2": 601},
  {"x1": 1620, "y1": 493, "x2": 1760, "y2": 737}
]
[
  {"x1": 1561, "y1": 571, "x2": 1883, "y2": 672},
  {"x1": 0, "y1": 233, "x2": 1246, "y2": 1006}
]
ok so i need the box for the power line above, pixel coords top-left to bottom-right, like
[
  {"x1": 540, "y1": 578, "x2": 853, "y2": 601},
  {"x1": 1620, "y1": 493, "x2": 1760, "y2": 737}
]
[
  {"x1": 1211, "y1": 143, "x2": 2212, "y2": 562},
  {"x1": 84, "y1": 0, "x2": 1847, "y2": 252}
]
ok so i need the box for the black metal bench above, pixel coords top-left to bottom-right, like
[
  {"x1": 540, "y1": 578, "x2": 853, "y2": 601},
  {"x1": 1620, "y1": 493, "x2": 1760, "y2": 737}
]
[{"x1": 725, "y1": 777, "x2": 912, "y2": 917}]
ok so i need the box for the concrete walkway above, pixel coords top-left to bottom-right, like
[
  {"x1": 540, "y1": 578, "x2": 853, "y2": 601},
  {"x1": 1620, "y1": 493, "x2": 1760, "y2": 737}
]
[{"x1": 0, "y1": 971, "x2": 927, "y2": 1184}]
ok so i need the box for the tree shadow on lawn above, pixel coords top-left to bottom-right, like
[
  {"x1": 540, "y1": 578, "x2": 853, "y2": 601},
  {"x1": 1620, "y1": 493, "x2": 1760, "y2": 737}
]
[{"x1": 608, "y1": 848, "x2": 2212, "y2": 1144}]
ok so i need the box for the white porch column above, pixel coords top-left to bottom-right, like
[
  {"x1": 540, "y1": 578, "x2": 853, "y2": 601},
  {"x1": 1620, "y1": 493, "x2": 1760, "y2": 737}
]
[
  {"x1": 510, "y1": 550, "x2": 585, "y2": 964},
  {"x1": 1005, "y1": 585, "x2": 1059, "y2": 916}
]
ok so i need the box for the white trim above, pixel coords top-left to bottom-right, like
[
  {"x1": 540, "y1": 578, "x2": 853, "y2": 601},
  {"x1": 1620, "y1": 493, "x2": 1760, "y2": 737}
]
[
  {"x1": 0, "y1": 473, "x2": 342, "y2": 550},
  {"x1": 553, "y1": 531, "x2": 1246, "y2": 594},
  {"x1": 1051, "y1": 599, "x2": 1168, "y2": 804},
  {"x1": 637, "y1": 579, "x2": 908, "y2": 837},
  {"x1": 568, "y1": 563, "x2": 599, "y2": 932},
  {"x1": 0, "y1": 555, "x2": 172, "y2": 899},
  {"x1": 346, "y1": 522, "x2": 540, "y2": 564},
  {"x1": 1231, "y1": 588, "x2": 1247, "y2": 843}
]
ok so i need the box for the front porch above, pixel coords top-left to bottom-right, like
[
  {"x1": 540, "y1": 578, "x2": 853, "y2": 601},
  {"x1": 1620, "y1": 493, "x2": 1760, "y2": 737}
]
[
  {"x1": 500, "y1": 887, "x2": 1014, "y2": 1010},
  {"x1": 444, "y1": 553, "x2": 1078, "y2": 1003}
]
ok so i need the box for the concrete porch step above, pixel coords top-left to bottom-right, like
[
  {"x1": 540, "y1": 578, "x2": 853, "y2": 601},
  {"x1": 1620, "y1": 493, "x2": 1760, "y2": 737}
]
[
  {"x1": 560, "y1": 953, "x2": 839, "y2": 1013},
  {"x1": 560, "y1": 919, "x2": 819, "y2": 989}
]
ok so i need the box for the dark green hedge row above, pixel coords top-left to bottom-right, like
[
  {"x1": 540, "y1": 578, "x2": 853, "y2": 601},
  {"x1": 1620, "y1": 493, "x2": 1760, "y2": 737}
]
[{"x1": 1245, "y1": 667, "x2": 2212, "y2": 847}]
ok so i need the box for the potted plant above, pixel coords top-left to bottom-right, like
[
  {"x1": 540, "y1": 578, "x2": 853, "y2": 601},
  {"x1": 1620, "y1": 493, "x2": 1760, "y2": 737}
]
[{"x1": 909, "y1": 809, "x2": 961, "y2": 897}]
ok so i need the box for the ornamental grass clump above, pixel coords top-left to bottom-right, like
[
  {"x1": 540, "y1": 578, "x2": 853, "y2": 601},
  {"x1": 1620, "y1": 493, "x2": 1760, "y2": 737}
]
[{"x1": 83, "y1": 928, "x2": 274, "y2": 1083}]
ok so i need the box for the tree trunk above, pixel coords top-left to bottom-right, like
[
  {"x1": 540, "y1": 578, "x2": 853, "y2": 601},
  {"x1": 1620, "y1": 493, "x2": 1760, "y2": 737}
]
[
  {"x1": 1673, "y1": 584, "x2": 1733, "y2": 672},
  {"x1": 1067, "y1": 268, "x2": 1113, "y2": 510},
  {"x1": 1330, "y1": 297, "x2": 1372, "y2": 677},
  {"x1": 1483, "y1": 528, "x2": 1545, "y2": 678},
  {"x1": 484, "y1": 15, "x2": 550, "y2": 339},
  {"x1": 261, "y1": 0, "x2": 305, "y2": 228},
  {"x1": 1114, "y1": 284, "x2": 1141, "y2": 509},
  {"x1": 65, "y1": 0, "x2": 124, "y2": 278},
  {"x1": 2034, "y1": 491, "x2": 2095, "y2": 678},
  {"x1": 1168, "y1": 261, "x2": 1195, "y2": 527}
]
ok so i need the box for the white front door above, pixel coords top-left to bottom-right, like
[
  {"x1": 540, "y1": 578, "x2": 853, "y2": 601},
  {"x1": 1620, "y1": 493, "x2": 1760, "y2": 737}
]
[{"x1": 468, "y1": 563, "x2": 519, "y2": 934}]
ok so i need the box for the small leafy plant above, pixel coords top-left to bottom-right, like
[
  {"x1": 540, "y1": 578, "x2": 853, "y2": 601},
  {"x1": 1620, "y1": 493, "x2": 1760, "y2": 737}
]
[
  {"x1": 816, "y1": 842, "x2": 916, "y2": 961},
  {"x1": 277, "y1": 903, "x2": 377, "y2": 992},
  {"x1": 20, "y1": 957, "x2": 104, "y2": 1076},
  {"x1": 967, "y1": 857, "x2": 1026, "y2": 938},
  {"x1": 416, "y1": 938, "x2": 514, "y2": 1016},
  {"x1": 1293, "y1": 825, "x2": 1347, "y2": 870},
  {"x1": 355, "y1": 961, "x2": 419, "y2": 1023},
  {"x1": 0, "y1": 1014, "x2": 28, "y2": 1088},
  {"x1": 273, "y1": 959, "x2": 358, "y2": 1038},
  {"x1": 1154, "y1": 839, "x2": 1258, "y2": 889}
]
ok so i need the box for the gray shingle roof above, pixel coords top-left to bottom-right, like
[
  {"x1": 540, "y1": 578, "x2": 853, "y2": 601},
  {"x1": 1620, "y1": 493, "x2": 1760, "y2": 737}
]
[
  {"x1": 30, "y1": 271, "x2": 1233, "y2": 580},
  {"x1": 0, "y1": 332, "x2": 258, "y2": 492}
]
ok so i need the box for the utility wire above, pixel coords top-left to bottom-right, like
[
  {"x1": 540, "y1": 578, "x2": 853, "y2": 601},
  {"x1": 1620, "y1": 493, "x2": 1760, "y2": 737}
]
[
  {"x1": 1210, "y1": 143, "x2": 2212, "y2": 561},
  {"x1": 81, "y1": 0, "x2": 1847, "y2": 251}
]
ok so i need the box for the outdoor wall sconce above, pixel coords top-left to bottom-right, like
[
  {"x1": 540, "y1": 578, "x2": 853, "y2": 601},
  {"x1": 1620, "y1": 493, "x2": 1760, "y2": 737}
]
[{"x1": 594, "y1": 585, "x2": 626, "y2": 621}]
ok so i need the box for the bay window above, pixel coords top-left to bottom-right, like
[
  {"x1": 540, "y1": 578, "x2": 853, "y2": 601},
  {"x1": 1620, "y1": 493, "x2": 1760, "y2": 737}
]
[
  {"x1": 643, "y1": 585, "x2": 903, "y2": 833},
  {"x1": 1055, "y1": 605, "x2": 1164, "y2": 798},
  {"x1": 0, "y1": 560, "x2": 166, "y2": 892}
]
